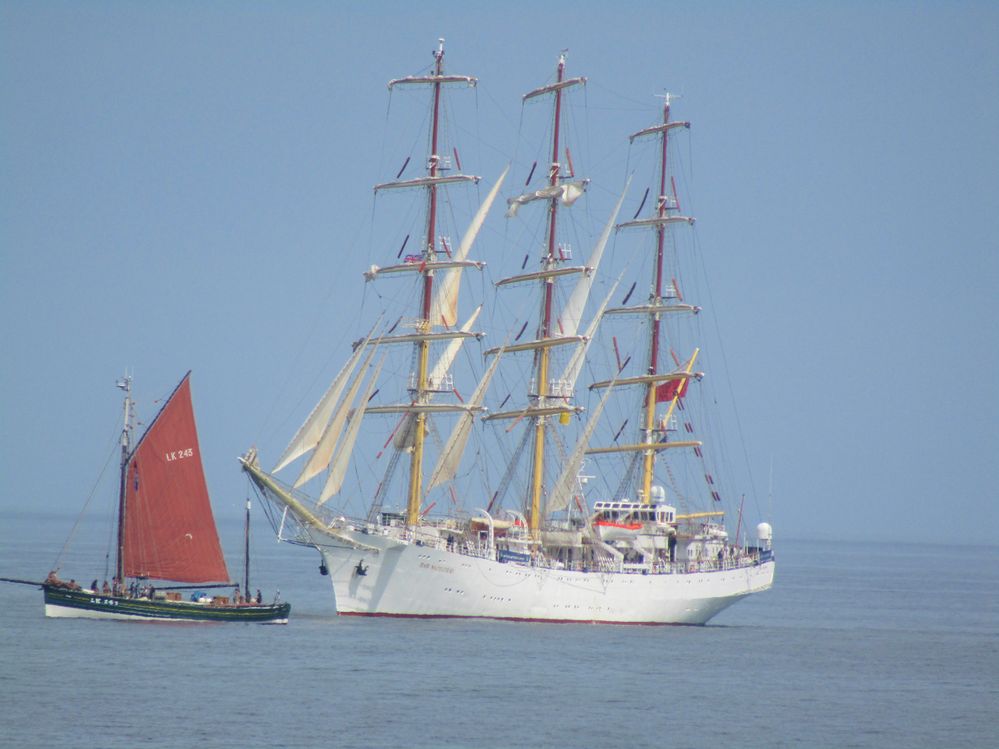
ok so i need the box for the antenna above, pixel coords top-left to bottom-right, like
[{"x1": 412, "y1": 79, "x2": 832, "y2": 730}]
[{"x1": 768, "y1": 455, "x2": 775, "y2": 522}]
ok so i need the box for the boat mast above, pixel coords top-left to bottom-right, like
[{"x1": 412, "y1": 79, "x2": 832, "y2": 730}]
[
  {"x1": 527, "y1": 52, "x2": 568, "y2": 536},
  {"x1": 639, "y1": 95, "x2": 674, "y2": 505},
  {"x1": 114, "y1": 374, "x2": 133, "y2": 589},
  {"x1": 244, "y1": 498, "x2": 251, "y2": 594},
  {"x1": 406, "y1": 39, "x2": 447, "y2": 528}
]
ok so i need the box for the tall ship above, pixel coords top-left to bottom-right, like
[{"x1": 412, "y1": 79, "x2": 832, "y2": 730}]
[{"x1": 241, "y1": 41, "x2": 774, "y2": 625}]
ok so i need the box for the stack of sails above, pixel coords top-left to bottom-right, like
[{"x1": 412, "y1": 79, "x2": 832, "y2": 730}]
[{"x1": 269, "y1": 169, "x2": 509, "y2": 508}]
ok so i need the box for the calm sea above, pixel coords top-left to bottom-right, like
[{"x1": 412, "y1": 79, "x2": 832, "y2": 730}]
[{"x1": 1, "y1": 511, "x2": 995, "y2": 749}]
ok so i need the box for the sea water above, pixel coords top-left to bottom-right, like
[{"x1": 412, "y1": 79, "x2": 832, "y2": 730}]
[{"x1": 0, "y1": 511, "x2": 995, "y2": 748}]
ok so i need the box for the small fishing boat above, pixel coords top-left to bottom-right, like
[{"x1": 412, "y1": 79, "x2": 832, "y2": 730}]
[{"x1": 38, "y1": 373, "x2": 290, "y2": 624}]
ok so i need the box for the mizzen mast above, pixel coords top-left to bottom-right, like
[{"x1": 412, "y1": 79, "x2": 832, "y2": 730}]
[{"x1": 615, "y1": 94, "x2": 697, "y2": 504}]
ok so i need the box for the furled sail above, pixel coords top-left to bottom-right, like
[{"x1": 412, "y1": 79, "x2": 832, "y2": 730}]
[
  {"x1": 506, "y1": 180, "x2": 588, "y2": 218},
  {"x1": 430, "y1": 166, "x2": 509, "y2": 328},
  {"x1": 273, "y1": 325, "x2": 376, "y2": 473},
  {"x1": 319, "y1": 357, "x2": 385, "y2": 504},
  {"x1": 122, "y1": 374, "x2": 229, "y2": 583},
  {"x1": 558, "y1": 180, "x2": 629, "y2": 337},
  {"x1": 426, "y1": 349, "x2": 503, "y2": 490},
  {"x1": 295, "y1": 347, "x2": 377, "y2": 488}
]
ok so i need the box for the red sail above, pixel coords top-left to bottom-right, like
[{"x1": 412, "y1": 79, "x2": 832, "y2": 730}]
[{"x1": 122, "y1": 374, "x2": 230, "y2": 583}]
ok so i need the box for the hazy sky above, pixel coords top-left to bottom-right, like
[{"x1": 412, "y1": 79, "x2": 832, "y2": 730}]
[{"x1": 2, "y1": 1, "x2": 996, "y2": 546}]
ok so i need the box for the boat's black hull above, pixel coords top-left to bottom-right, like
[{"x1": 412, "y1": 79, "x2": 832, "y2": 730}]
[{"x1": 43, "y1": 585, "x2": 290, "y2": 624}]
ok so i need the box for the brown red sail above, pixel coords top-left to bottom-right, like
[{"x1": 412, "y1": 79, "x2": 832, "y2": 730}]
[{"x1": 122, "y1": 374, "x2": 230, "y2": 583}]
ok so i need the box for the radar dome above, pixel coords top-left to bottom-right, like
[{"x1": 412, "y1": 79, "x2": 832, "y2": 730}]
[{"x1": 756, "y1": 522, "x2": 773, "y2": 542}]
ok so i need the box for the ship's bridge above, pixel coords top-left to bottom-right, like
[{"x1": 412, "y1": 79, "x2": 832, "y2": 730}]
[{"x1": 593, "y1": 500, "x2": 676, "y2": 525}]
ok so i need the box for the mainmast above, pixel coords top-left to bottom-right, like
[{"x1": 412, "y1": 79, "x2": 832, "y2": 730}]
[
  {"x1": 114, "y1": 373, "x2": 134, "y2": 590},
  {"x1": 520, "y1": 53, "x2": 587, "y2": 535}
]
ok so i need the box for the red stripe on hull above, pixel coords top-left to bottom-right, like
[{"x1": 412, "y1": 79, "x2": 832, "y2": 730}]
[{"x1": 336, "y1": 611, "x2": 695, "y2": 626}]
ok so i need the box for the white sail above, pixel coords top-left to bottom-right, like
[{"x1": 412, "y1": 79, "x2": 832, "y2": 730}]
[
  {"x1": 547, "y1": 380, "x2": 616, "y2": 513},
  {"x1": 559, "y1": 280, "x2": 619, "y2": 392},
  {"x1": 394, "y1": 306, "x2": 482, "y2": 450},
  {"x1": 430, "y1": 166, "x2": 509, "y2": 327},
  {"x1": 272, "y1": 325, "x2": 376, "y2": 473},
  {"x1": 429, "y1": 305, "x2": 481, "y2": 388},
  {"x1": 426, "y1": 349, "x2": 503, "y2": 490},
  {"x1": 506, "y1": 180, "x2": 588, "y2": 218},
  {"x1": 559, "y1": 181, "x2": 629, "y2": 337},
  {"x1": 294, "y1": 347, "x2": 376, "y2": 488},
  {"x1": 319, "y1": 357, "x2": 385, "y2": 504}
]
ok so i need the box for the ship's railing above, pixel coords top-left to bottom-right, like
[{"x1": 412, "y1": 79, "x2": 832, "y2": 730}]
[
  {"x1": 404, "y1": 532, "x2": 767, "y2": 575},
  {"x1": 354, "y1": 512, "x2": 769, "y2": 574}
]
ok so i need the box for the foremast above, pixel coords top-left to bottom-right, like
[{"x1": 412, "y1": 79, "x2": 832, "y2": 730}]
[
  {"x1": 260, "y1": 41, "x2": 497, "y2": 526},
  {"x1": 382, "y1": 40, "x2": 479, "y2": 528}
]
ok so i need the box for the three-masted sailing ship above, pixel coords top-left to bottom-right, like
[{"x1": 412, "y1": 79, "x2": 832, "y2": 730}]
[
  {"x1": 42, "y1": 373, "x2": 290, "y2": 623},
  {"x1": 241, "y1": 41, "x2": 774, "y2": 624}
]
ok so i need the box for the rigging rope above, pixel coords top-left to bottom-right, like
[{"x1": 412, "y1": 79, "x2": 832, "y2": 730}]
[{"x1": 51, "y1": 429, "x2": 120, "y2": 573}]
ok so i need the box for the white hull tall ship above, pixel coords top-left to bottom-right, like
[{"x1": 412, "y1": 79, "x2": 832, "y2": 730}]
[{"x1": 242, "y1": 41, "x2": 774, "y2": 625}]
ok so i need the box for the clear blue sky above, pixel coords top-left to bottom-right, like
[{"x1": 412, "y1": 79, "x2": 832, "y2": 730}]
[{"x1": 2, "y1": 1, "x2": 996, "y2": 545}]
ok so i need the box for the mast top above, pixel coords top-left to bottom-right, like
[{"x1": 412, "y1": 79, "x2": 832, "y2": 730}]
[
  {"x1": 522, "y1": 52, "x2": 586, "y2": 101},
  {"x1": 388, "y1": 38, "x2": 476, "y2": 89}
]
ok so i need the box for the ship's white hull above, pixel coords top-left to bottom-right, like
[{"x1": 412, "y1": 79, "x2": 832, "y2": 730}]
[{"x1": 310, "y1": 528, "x2": 774, "y2": 625}]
